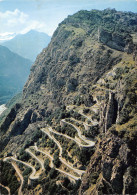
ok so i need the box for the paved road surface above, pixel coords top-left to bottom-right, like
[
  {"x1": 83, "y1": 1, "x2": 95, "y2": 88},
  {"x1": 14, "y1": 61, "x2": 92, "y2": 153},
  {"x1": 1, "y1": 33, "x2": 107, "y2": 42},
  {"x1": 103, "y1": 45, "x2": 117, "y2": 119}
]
[
  {"x1": 49, "y1": 127, "x2": 93, "y2": 148},
  {"x1": 3, "y1": 157, "x2": 39, "y2": 180},
  {"x1": 0, "y1": 183, "x2": 10, "y2": 195},
  {"x1": 11, "y1": 162, "x2": 23, "y2": 195},
  {"x1": 41, "y1": 128, "x2": 85, "y2": 176},
  {"x1": 61, "y1": 119, "x2": 95, "y2": 146},
  {"x1": 25, "y1": 148, "x2": 44, "y2": 170},
  {"x1": 33, "y1": 143, "x2": 80, "y2": 181}
]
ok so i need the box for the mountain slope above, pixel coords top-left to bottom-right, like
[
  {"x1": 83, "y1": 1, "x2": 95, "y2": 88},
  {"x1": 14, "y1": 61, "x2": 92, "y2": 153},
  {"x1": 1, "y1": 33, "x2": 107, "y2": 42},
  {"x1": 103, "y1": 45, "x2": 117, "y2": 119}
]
[
  {"x1": 2, "y1": 30, "x2": 51, "y2": 61},
  {"x1": 79, "y1": 60, "x2": 137, "y2": 194},
  {"x1": 0, "y1": 45, "x2": 32, "y2": 104},
  {"x1": 0, "y1": 9, "x2": 137, "y2": 194}
]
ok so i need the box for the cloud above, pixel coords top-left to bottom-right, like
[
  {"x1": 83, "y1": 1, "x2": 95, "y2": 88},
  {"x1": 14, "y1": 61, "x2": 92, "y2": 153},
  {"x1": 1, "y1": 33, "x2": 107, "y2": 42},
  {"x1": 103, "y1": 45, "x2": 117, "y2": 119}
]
[
  {"x1": 0, "y1": 32, "x2": 16, "y2": 42},
  {"x1": 0, "y1": 9, "x2": 49, "y2": 41}
]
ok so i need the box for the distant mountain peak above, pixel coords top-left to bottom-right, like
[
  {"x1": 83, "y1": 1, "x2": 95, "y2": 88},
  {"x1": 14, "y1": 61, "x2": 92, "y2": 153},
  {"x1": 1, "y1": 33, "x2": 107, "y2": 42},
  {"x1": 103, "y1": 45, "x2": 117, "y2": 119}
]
[
  {"x1": 27, "y1": 29, "x2": 48, "y2": 34},
  {"x1": 1, "y1": 30, "x2": 51, "y2": 61},
  {"x1": 0, "y1": 45, "x2": 32, "y2": 104}
]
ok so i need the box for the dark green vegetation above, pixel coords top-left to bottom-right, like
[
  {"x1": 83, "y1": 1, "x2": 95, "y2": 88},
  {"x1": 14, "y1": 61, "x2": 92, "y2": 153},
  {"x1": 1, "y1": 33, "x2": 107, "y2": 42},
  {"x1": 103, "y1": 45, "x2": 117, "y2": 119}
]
[
  {"x1": 0, "y1": 186, "x2": 8, "y2": 195},
  {"x1": 0, "y1": 8, "x2": 137, "y2": 195},
  {"x1": 41, "y1": 177, "x2": 81, "y2": 195},
  {"x1": 23, "y1": 167, "x2": 32, "y2": 176},
  {"x1": 0, "y1": 45, "x2": 32, "y2": 104},
  {"x1": 0, "y1": 160, "x2": 19, "y2": 194},
  {"x1": 2, "y1": 30, "x2": 51, "y2": 61}
]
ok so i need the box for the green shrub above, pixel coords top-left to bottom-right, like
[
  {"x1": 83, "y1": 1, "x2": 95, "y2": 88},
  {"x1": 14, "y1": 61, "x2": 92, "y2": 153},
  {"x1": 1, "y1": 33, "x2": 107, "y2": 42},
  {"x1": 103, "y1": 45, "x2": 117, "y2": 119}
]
[{"x1": 23, "y1": 167, "x2": 32, "y2": 176}]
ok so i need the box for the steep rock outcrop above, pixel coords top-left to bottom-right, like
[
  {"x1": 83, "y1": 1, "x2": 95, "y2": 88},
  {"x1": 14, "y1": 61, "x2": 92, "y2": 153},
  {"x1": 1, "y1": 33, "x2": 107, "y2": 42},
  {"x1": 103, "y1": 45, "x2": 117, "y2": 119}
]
[
  {"x1": 98, "y1": 28, "x2": 134, "y2": 53},
  {"x1": 79, "y1": 130, "x2": 137, "y2": 195},
  {"x1": 103, "y1": 92, "x2": 118, "y2": 133},
  {"x1": 0, "y1": 103, "x2": 21, "y2": 135}
]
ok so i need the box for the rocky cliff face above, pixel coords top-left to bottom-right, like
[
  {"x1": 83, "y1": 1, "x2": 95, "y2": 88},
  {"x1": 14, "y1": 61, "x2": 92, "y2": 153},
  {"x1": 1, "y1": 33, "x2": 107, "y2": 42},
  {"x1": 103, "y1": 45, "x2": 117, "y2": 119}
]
[
  {"x1": 79, "y1": 129, "x2": 137, "y2": 194},
  {"x1": 98, "y1": 28, "x2": 134, "y2": 53},
  {"x1": 79, "y1": 47, "x2": 137, "y2": 194},
  {"x1": 0, "y1": 9, "x2": 137, "y2": 194}
]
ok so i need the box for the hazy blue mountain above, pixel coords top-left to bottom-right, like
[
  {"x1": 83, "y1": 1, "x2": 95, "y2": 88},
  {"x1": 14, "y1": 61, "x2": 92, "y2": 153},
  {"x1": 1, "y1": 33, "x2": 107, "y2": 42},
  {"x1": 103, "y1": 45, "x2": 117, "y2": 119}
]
[
  {"x1": 2, "y1": 30, "x2": 51, "y2": 61},
  {"x1": 0, "y1": 45, "x2": 32, "y2": 104}
]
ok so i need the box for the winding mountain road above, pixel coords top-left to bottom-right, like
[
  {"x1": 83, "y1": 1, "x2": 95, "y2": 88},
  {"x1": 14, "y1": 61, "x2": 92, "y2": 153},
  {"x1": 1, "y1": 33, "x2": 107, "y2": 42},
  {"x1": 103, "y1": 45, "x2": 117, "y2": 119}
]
[
  {"x1": 32, "y1": 143, "x2": 54, "y2": 168},
  {"x1": 11, "y1": 162, "x2": 23, "y2": 195},
  {"x1": 0, "y1": 183, "x2": 10, "y2": 195},
  {"x1": 41, "y1": 128, "x2": 85, "y2": 176},
  {"x1": 32, "y1": 143, "x2": 80, "y2": 181},
  {"x1": 2, "y1": 106, "x2": 96, "y2": 188},
  {"x1": 66, "y1": 105, "x2": 98, "y2": 125},
  {"x1": 69, "y1": 117, "x2": 93, "y2": 130},
  {"x1": 61, "y1": 119, "x2": 95, "y2": 146},
  {"x1": 78, "y1": 110, "x2": 98, "y2": 126},
  {"x1": 3, "y1": 157, "x2": 39, "y2": 180},
  {"x1": 49, "y1": 126, "x2": 93, "y2": 148},
  {"x1": 25, "y1": 148, "x2": 44, "y2": 170},
  {"x1": 56, "y1": 168, "x2": 80, "y2": 181}
]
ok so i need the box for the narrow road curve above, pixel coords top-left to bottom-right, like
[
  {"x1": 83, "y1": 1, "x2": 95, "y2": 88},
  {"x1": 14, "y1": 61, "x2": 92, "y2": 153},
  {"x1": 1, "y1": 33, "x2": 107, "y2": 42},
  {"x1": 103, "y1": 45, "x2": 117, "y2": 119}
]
[
  {"x1": 25, "y1": 148, "x2": 44, "y2": 170},
  {"x1": 78, "y1": 110, "x2": 99, "y2": 126},
  {"x1": 11, "y1": 162, "x2": 23, "y2": 195},
  {"x1": 32, "y1": 143, "x2": 54, "y2": 168},
  {"x1": 41, "y1": 128, "x2": 85, "y2": 176},
  {"x1": 56, "y1": 168, "x2": 80, "y2": 181},
  {"x1": 70, "y1": 117, "x2": 94, "y2": 128},
  {"x1": 0, "y1": 183, "x2": 10, "y2": 195},
  {"x1": 3, "y1": 157, "x2": 39, "y2": 180},
  {"x1": 69, "y1": 117, "x2": 93, "y2": 131},
  {"x1": 66, "y1": 105, "x2": 98, "y2": 125},
  {"x1": 33, "y1": 143, "x2": 80, "y2": 181},
  {"x1": 61, "y1": 119, "x2": 95, "y2": 146},
  {"x1": 49, "y1": 127, "x2": 92, "y2": 148}
]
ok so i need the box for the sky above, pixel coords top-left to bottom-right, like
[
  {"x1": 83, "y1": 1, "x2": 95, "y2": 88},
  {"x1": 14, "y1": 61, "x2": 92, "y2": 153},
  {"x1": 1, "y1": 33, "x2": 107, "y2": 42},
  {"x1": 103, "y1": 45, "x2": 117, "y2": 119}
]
[{"x1": 0, "y1": 0, "x2": 137, "y2": 41}]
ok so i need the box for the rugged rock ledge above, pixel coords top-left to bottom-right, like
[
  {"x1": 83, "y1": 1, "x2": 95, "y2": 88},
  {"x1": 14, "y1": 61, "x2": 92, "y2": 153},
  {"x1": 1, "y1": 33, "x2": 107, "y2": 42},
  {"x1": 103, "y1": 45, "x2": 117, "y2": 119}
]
[{"x1": 79, "y1": 129, "x2": 137, "y2": 194}]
